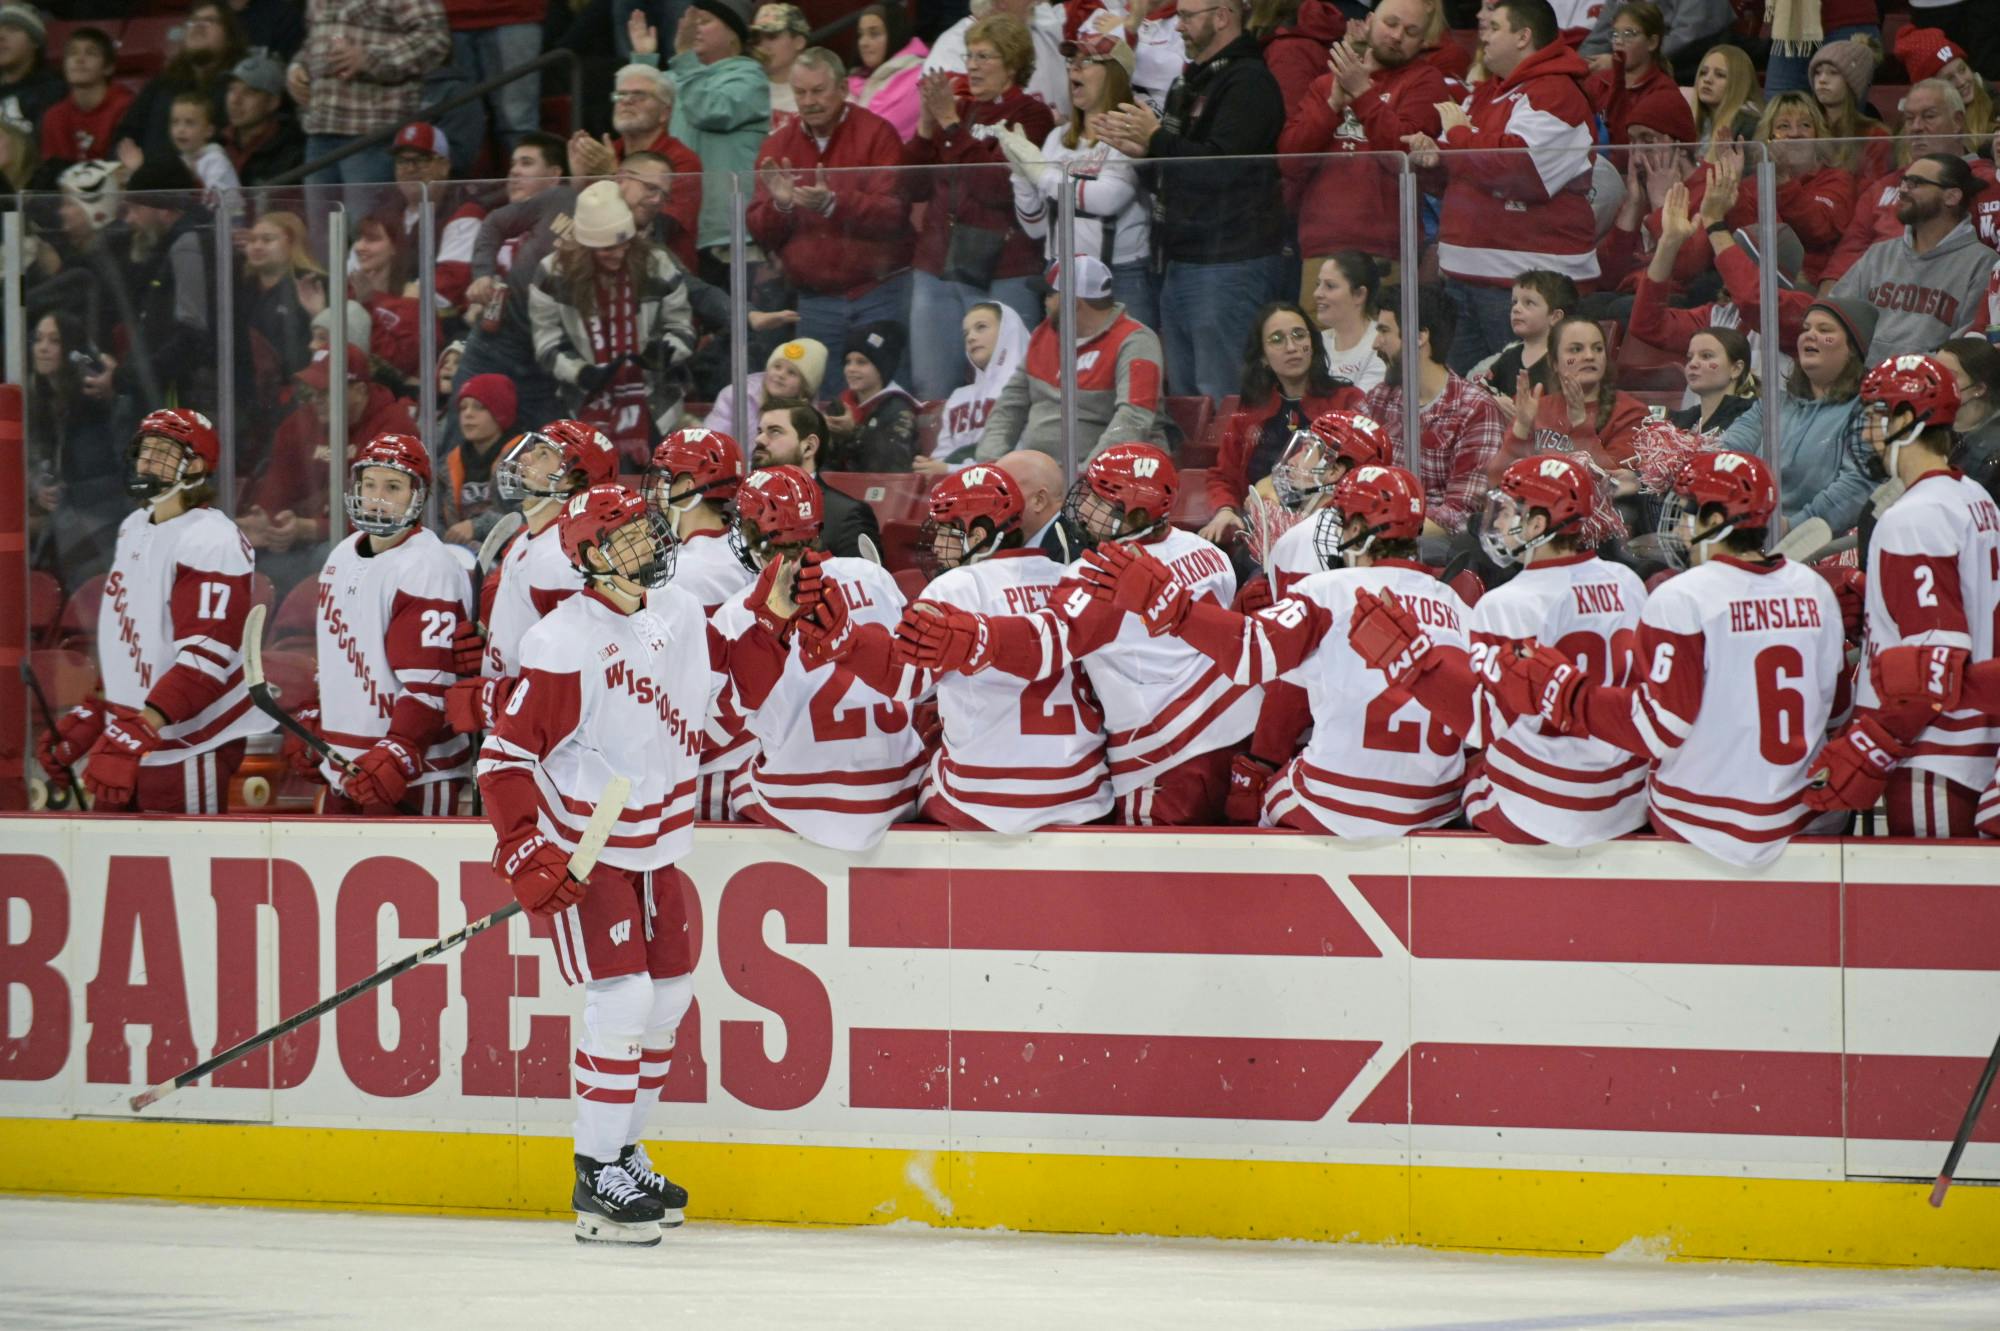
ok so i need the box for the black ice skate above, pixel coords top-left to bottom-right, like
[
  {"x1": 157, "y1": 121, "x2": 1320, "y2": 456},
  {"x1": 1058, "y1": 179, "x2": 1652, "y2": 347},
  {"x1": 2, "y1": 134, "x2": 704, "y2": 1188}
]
[
  {"x1": 619, "y1": 1143, "x2": 688, "y2": 1228},
  {"x1": 573, "y1": 1154, "x2": 665, "y2": 1246}
]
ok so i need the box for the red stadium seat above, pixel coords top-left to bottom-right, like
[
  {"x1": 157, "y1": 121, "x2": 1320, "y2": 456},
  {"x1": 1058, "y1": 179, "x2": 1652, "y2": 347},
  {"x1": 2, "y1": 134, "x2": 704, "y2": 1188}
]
[
  {"x1": 1870, "y1": 84, "x2": 1908, "y2": 131},
  {"x1": 822, "y1": 471, "x2": 937, "y2": 573},
  {"x1": 28, "y1": 570, "x2": 63, "y2": 646},
  {"x1": 258, "y1": 649, "x2": 317, "y2": 714},
  {"x1": 26, "y1": 648, "x2": 98, "y2": 714},
  {"x1": 1170, "y1": 468, "x2": 1217, "y2": 531},
  {"x1": 1165, "y1": 397, "x2": 1213, "y2": 455},
  {"x1": 893, "y1": 567, "x2": 930, "y2": 602},
  {"x1": 271, "y1": 575, "x2": 320, "y2": 647},
  {"x1": 250, "y1": 571, "x2": 276, "y2": 618},
  {"x1": 56, "y1": 573, "x2": 107, "y2": 653},
  {"x1": 115, "y1": 16, "x2": 180, "y2": 78}
]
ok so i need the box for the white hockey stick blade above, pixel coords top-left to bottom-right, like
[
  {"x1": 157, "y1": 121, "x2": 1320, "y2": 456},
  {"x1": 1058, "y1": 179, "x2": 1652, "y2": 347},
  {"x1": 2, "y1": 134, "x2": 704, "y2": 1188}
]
[
  {"x1": 477, "y1": 510, "x2": 525, "y2": 574},
  {"x1": 567, "y1": 774, "x2": 632, "y2": 881},
  {"x1": 1774, "y1": 517, "x2": 1833, "y2": 563},
  {"x1": 242, "y1": 603, "x2": 269, "y2": 690},
  {"x1": 856, "y1": 533, "x2": 882, "y2": 566}
]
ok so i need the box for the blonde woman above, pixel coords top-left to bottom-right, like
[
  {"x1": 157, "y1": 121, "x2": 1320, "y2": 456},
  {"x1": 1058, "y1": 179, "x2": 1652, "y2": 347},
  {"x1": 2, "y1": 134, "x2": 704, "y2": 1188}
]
[
  {"x1": 1687, "y1": 44, "x2": 1758, "y2": 156},
  {"x1": 241, "y1": 211, "x2": 323, "y2": 380}
]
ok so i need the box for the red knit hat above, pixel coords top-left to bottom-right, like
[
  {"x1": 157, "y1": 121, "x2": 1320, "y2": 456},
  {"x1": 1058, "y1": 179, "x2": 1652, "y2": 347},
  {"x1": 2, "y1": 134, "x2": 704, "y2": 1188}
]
[
  {"x1": 1894, "y1": 25, "x2": 1962, "y2": 86},
  {"x1": 457, "y1": 374, "x2": 518, "y2": 433}
]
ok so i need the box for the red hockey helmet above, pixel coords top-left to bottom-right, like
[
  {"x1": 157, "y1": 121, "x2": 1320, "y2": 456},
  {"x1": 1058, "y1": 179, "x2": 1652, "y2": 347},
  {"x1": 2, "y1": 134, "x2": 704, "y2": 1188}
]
[
  {"x1": 920, "y1": 463, "x2": 1025, "y2": 572},
  {"x1": 1860, "y1": 353, "x2": 1961, "y2": 432},
  {"x1": 734, "y1": 465, "x2": 824, "y2": 564},
  {"x1": 1273, "y1": 411, "x2": 1393, "y2": 510},
  {"x1": 1480, "y1": 453, "x2": 1594, "y2": 567},
  {"x1": 127, "y1": 408, "x2": 220, "y2": 501},
  {"x1": 542, "y1": 418, "x2": 620, "y2": 489},
  {"x1": 558, "y1": 483, "x2": 676, "y2": 588},
  {"x1": 1065, "y1": 442, "x2": 1178, "y2": 543},
  {"x1": 649, "y1": 427, "x2": 745, "y2": 514},
  {"x1": 1677, "y1": 449, "x2": 1777, "y2": 532},
  {"x1": 1315, "y1": 464, "x2": 1425, "y2": 566},
  {"x1": 345, "y1": 432, "x2": 432, "y2": 536}
]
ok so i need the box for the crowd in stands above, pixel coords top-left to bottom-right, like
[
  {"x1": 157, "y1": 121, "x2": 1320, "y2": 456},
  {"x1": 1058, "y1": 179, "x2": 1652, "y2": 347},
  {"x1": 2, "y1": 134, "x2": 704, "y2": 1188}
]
[{"x1": 12, "y1": 0, "x2": 2000, "y2": 611}]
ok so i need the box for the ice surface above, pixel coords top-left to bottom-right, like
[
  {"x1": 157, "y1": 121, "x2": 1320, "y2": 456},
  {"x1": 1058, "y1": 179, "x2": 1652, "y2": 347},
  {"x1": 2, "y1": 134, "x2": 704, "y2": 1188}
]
[{"x1": 0, "y1": 1197, "x2": 1996, "y2": 1330}]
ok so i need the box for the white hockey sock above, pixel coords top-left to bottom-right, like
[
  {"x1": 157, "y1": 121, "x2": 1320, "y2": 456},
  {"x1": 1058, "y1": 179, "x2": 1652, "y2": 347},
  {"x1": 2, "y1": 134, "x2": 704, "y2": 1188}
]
[
  {"x1": 626, "y1": 974, "x2": 696, "y2": 1147},
  {"x1": 574, "y1": 975, "x2": 651, "y2": 1163}
]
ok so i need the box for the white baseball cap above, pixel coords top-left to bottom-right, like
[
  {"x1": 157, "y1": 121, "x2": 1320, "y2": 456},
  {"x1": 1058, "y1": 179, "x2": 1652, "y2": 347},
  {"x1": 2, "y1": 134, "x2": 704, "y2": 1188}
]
[{"x1": 1045, "y1": 256, "x2": 1113, "y2": 300}]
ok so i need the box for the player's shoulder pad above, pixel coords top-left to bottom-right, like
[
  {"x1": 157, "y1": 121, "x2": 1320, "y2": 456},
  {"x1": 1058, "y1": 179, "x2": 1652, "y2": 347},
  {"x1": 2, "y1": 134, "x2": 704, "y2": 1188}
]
[
  {"x1": 920, "y1": 564, "x2": 981, "y2": 611},
  {"x1": 395, "y1": 529, "x2": 476, "y2": 604},
  {"x1": 175, "y1": 507, "x2": 256, "y2": 572},
  {"x1": 827, "y1": 555, "x2": 907, "y2": 610},
  {"x1": 1873, "y1": 480, "x2": 1977, "y2": 557},
  {"x1": 643, "y1": 580, "x2": 708, "y2": 639},
  {"x1": 1641, "y1": 564, "x2": 1711, "y2": 634}
]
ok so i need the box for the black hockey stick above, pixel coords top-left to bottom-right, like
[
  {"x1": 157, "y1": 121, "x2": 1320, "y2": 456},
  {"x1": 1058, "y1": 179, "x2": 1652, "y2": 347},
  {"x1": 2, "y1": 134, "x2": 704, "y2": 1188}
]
[
  {"x1": 243, "y1": 603, "x2": 361, "y2": 780},
  {"x1": 1929, "y1": 1020, "x2": 2000, "y2": 1207},
  {"x1": 18, "y1": 659, "x2": 87, "y2": 810},
  {"x1": 130, "y1": 772, "x2": 632, "y2": 1112}
]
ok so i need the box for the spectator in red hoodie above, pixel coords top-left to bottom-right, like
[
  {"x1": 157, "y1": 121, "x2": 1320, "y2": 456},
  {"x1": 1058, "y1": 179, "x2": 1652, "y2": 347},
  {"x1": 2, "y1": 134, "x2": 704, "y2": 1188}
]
[
  {"x1": 1414, "y1": 0, "x2": 1599, "y2": 374},
  {"x1": 1584, "y1": 3, "x2": 1686, "y2": 147},
  {"x1": 749, "y1": 46, "x2": 916, "y2": 384},
  {"x1": 1279, "y1": 0, "x2": 1447, "y2": 292},
  {"x1": 1201, "y1": 300, "x2": 1366, "y2": 544},
  {"x1": 904, "y1": 15, "x2": 1056, "y2": 401},
  {"x1": 38, "y1": 27, "x2": 132, "y2": 166},
  {"x1": 1250, "y1": 0, "x2": 1346, "y2": 119}
]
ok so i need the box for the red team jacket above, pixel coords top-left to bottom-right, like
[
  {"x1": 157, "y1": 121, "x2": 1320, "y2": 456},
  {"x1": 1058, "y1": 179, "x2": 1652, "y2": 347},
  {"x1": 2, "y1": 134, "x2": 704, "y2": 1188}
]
[
  {"x1": 748, "y1": 105, "x2": 913, "y2": 299},
  {"x1": 1279, "y1": 59, "x2": 1450, "y2": 259}
]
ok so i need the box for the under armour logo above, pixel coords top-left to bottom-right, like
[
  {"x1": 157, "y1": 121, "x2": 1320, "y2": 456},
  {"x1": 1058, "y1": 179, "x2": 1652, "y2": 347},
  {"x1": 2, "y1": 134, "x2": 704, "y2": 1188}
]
[{"x1": 609, "y1": 920, "x2": 632, "y2": 946}]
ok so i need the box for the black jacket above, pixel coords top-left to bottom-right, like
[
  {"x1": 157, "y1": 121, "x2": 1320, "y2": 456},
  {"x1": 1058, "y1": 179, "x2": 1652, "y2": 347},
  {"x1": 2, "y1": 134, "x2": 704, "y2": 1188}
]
[
  {"x1": 228, "y1": 114, "x2": 307, "y2": 188},
  {"x1": 1145, "y1": 33, "x2": 1284, "y2": 265},
  {"x1": 817, "y1": 475, "x2": 884, "y2": 562}
]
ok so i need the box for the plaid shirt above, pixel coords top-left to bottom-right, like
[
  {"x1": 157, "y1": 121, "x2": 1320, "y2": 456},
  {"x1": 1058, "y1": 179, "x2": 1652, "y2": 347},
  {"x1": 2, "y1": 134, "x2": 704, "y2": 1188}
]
[
  {"x1": 1363, "y1": 372, "x2": 1507, "y2": 534},
  {"x1": 293, "y1": 0, "x2": 450, "y2": 137}
]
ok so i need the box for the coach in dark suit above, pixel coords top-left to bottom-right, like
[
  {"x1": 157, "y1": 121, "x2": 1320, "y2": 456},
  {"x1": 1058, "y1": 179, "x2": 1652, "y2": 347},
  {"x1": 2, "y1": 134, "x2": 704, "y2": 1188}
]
[{"x1": 753, "y1": 398, "x2": 883, "y2": 560}]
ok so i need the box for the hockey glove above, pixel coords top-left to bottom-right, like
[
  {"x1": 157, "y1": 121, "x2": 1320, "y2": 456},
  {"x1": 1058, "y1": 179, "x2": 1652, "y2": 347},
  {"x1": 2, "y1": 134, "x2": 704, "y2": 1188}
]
[
  {"x1": 1233, "y1": 575, "x2": 1274, "y2": 617},
  {"x1": 796, "y1": 587, "x2": 858, "y2": 667},
  {"x1": 1814, "y1": 557, "x2": 1866, "y2": 642},
  {"x1": 574, "y1": 356, "x2": 627, "y2": 399},
  {"x1": 892, "y1": 601, "x2": 991, "y2": 673},
  {"x1": 1505, "y1": 645, "x2": 1590, "y2": 735},
  {"x1": 1869, "y1": 645, "x2": 1966, "y2": 723},
  {"x1": 497, "y1": 831, "x2": 584, "y2": 916},
  {"x1": 1080, "y1": 541, "x2": 1189, "y2": 636},
  {"x1": 451, "y1": 618, "x2": 487, "y2": 678},
  {"x1": 1804, "y1": 715, "x2": 1904, "y2": 812},
  {"x1": 445, "y1": 675, "x2": 515, "y2": 735},
  {"x1": 284, "y1": 704, "x2": 327, "y2": 782},
  {"x1": 343, "y1": 735, "x2": 420, "y2": 809},
  {"x1": 1224, "y1": 753, "x2": 1276, "y2": 825},
  {"x1": 1347, "y1": 588, "x2": 1437, "y2": 686},
  {"x1": 748, "y1": 554, "x2": 797, "y2": 638},
  {"x1": 83, "y1": 711, "x2": 162, "y2": 810},
  {"x1": 37, "y1": 697, "x2": 106, "y2": 788}
]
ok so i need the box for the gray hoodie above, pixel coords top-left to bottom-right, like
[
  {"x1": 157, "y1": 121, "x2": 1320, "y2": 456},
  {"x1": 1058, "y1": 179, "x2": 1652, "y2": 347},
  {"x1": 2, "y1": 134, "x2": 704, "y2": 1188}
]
[{"x1": 1830, "y1": 218, "x2": 1998, "y2": 365}]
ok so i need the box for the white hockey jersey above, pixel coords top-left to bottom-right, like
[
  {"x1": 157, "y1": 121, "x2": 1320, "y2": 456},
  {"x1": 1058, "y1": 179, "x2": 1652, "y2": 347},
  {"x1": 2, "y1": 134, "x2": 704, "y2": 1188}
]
[
  {"x1": 712, "y1": 557, "x2": 923, "y2": 851},
  {"x1": 664, "y1": 527, "x2": 760, "y2": 818},
  {"x1": 671, "y1": 527, "x2": 756, "y2": 612},
  {"x1": 313, "y1": 528, "x2": 473, "y2": 784},
  {"x1": 1461, "y1": 552, "x2": 1649, "y2": 847},
  {"x1": 1214, "y1": 560, "x2": 1470, "y2": 837},
  {"x1": 478, "y1": 586, "x2": 709, "y2": 871},
  {"x1": 1620, "y1": 556, "x2": 1844, "y2": 868},
  {"x1": 916, "y1": 549, "x2": 1113, "y2": 833},
  {"x1": 484, "y1": 520, "x2": 584, "y2": 679},
  {"x1": 1263, "y1": 515, "x2": 1324, "y2": 600},
  {"x1": 98, "y1": 506, "x2": 267, "y2": 760},
  {"x1": 986, "y1": 528, "x2": 1260, "y2": 795},
  {"x1": 1855, "y1": 470, "x2": 2000, "y2": 789}
]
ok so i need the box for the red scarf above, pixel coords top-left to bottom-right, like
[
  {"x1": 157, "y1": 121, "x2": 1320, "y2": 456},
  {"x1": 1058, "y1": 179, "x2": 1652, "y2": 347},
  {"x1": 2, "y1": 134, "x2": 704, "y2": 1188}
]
[{"x1": 580, "y1": 272, "x2": 651, "y2": 467}]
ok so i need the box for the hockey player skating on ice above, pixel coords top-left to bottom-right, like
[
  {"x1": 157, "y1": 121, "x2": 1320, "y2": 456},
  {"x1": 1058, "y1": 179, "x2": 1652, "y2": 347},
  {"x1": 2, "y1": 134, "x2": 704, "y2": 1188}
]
[
  {"x1": 301, "y1": 433, "x2": 474, "y2": 815},
  {"x1": 476, "y1": 484, "x2": 707, "y2": 1246},
  {"x1": 38, "y1": 408, "x2": 266, "y2": 811}
]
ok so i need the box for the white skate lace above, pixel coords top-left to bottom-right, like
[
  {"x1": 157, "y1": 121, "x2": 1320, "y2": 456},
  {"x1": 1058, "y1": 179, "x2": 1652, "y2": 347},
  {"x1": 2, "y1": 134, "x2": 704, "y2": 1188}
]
[
  {"x1": 625, "y1": 1144, "x2": 666, "y2": 1193},
  {"x1": 595, "y1": 1163, "x2": 650, "y2": 1207}
]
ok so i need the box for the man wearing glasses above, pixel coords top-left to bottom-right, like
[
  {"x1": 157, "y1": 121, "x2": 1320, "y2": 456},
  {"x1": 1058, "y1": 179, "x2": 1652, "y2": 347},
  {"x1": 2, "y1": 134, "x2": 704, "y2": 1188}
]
[
  {"x1": 1098, "y1": 0, "x2": 1286, "y2": 405},
  {"x1": 1829, "y1": 153, "x2": 1999, "y2": 363},
  {"x1": 1825, "y1": 79, "x2": 1997, "y2": 285}
]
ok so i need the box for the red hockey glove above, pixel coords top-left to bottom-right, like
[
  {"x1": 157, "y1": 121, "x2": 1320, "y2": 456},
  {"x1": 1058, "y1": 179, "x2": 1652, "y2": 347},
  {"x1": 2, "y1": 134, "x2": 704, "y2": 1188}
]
[
  {"x1": 83, "y1": 711, "x2": 162, "y2": 810},
  {"x1": 1814, "y1": 557, "x2": 1865, "y2": 642},
  {"x1": 1080, "y1": 541, "x2": 1189, "y2": 636},
  {"x1": 1869, "y1": 644, "x2": 1966, "y2": 722},
  {"x1": 891, "y1": 601, "x2": 991, "y2": 673},
  {"x1": 792, "y1": 549, "x2": 835, "y2": 616},
  {"x1": 284, "y1": 704, "x2": 327, "y2": 782},
  {"x1": 451, "y1": 618, "x2": 487, "y2": 678},
  {"x1": 37, "y1": 697, "x2": 106, "y2": 788},
  {"x1": 1502, "y1": 644, "x2": 1590, "y2": 735},
  {"x1": 1804, "y1": 715, "x2": 1904, "y2": 812},
  {"x1": 446, "y1": 675, "x2": 514, "y2": 735},
  {"x1": 794, "y1": 563, "x2": 857, "y2": 666},
  {"x1": 1224, "y1": 753, "x2": 1276, "y2": 825},
  {"x1": 748, "y1": 554, "x2": 796, "y2": 638},
  {"x1": 342, "y1": 735, "x2": 420, "y2": 809},
  {"x1": 1347, "y1": 588, "x2": 1437, "y2": 686},
  {"x1": 1233, "y1": 575, "x2": 1273, "y2": 616},
  {"x1": 496, "y1": 831, "x2": 583, "y2": 916}
]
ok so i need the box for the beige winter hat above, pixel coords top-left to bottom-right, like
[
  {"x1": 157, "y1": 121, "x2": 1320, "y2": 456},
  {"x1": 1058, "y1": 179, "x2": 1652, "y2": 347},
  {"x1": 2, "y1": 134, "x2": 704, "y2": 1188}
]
[
  {"x1": 767, "y1": 338, "x2": 829, "y2": 397},
  {"x1": 571, "y1": 180, "x2": 637, "y2": 248}
]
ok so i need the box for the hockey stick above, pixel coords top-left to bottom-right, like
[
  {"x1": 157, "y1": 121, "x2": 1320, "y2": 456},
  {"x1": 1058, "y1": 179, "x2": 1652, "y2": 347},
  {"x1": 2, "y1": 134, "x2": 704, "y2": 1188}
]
[
  {"x1": 1774, "y1": 516, "x2": 1833, "y2": 564},
  {"x1": 1929, "y1": 1019, "x2": 2000, "y2": 1207},
  {"x1": 18, "y1": 659, "x2": 87, "y2": 811},
  {"x1": 130, "y1": 772, "x2": 632, "y2": 1112},
  {"x1": 477, "y1": 509, "x2": 525, "y2": 576},
  {"x1": 243, "y1": 603, "x2": 360, "y2": 779}
]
